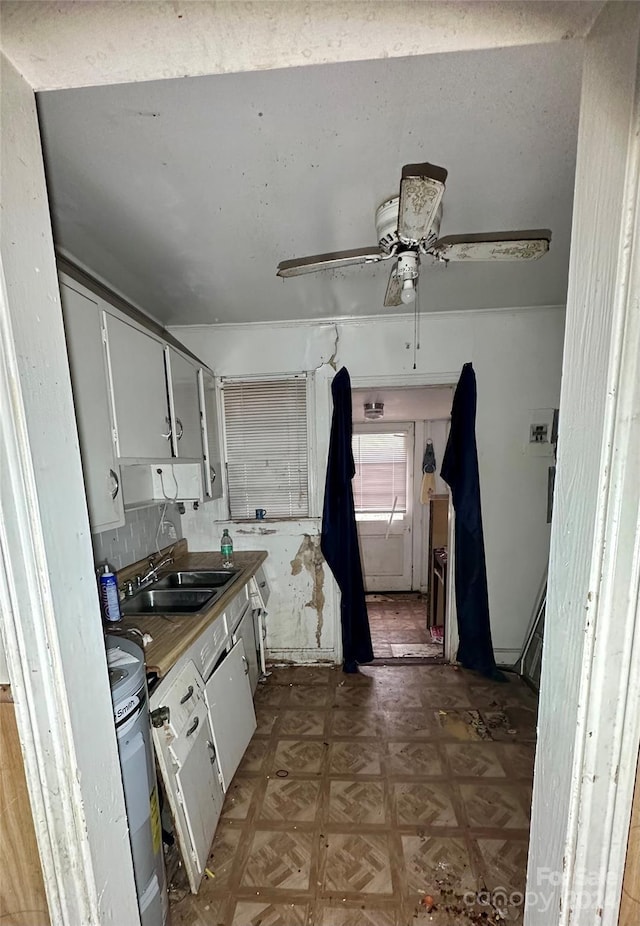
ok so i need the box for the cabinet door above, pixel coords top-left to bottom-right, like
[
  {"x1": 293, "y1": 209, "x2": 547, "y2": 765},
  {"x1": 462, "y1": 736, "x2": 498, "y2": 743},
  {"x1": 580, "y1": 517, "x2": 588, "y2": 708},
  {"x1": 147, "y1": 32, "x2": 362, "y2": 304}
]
[
  {"x1": 198, "y1": 369, "x2": 223, "y2": 500},
  {"x1": 205, "y1": 639, "x2": 256, "y2": 790},
  {"x1": 60, "y1": 281, "x2": 124, "y2": 531},
  {"x1": 105, "y1": 314, "x2": 172, "y2": 460},
  {"x1": 175, "y1": 709, "x2": 224, "y2": 884},
  {"x1": 233, "y1": 607, "x2": 259, "y2": 695},
  {"x1": 165, "y1": 348, "x2": 203, "y2": 459}
]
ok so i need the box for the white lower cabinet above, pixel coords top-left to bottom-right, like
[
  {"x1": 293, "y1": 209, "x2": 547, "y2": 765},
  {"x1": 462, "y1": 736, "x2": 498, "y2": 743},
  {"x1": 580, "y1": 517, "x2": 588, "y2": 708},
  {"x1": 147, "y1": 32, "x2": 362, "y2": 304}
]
[
  {"x1": 174, "y1": 708, "x2": 223, "y2": 878},
  {"x1": 151, "y1": 609, "x2": 258, "y2": 893},
  {"x1": 232, "y1": 607, "x2": 260, "y2": 695},
  {"x1": 205, "y1": 639, "x2": 257, "y2": 790},
  {"x1": 152, "y1": 662, "x2": 224, "y2": 893}
]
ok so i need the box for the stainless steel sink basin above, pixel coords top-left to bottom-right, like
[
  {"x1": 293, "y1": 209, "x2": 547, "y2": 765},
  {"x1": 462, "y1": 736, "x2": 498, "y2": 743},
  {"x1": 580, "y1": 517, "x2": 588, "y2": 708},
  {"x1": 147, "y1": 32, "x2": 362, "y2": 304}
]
[
  {"x1": 155, "y1": 569, "x2": 240, "y2": 590},
  {"x1": 121, "y1": 588, "x2": 219, "y2": 616}
]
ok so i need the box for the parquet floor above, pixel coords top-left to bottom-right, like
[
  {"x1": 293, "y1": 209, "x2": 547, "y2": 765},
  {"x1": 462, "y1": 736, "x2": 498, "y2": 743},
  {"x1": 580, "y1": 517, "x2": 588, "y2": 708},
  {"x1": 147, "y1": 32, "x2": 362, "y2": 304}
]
[
  {"x1": 367, "y1": 593, "x2": 443, "y2": 660},
  {"x1": 170, "y1": 663, "x2": 537, "y2": 925}
]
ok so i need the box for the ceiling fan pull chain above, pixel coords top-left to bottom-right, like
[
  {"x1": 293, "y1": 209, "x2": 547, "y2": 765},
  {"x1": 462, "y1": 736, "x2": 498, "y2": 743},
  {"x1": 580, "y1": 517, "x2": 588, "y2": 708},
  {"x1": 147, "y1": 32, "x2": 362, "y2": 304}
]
[{"x1": 413, "y1": 281, "x2": 422, "y2": 371}]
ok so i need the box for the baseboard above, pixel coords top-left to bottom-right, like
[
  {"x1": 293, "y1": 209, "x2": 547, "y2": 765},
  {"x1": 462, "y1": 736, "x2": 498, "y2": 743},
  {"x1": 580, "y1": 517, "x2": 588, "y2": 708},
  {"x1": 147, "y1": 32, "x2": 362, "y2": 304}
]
[
  {"x1": 494, "y1": 648, "x2": 521, "y2": 668},
  {"x1": 267, "y1": 648, "x2": 338, "y2": 666}
]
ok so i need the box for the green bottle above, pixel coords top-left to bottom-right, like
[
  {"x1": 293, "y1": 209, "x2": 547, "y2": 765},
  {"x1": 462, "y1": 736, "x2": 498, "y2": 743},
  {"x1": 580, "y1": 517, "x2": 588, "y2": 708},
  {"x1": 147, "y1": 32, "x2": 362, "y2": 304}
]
[{"x1": 221, "y1": 528, "x2": 233, "y2": 568}]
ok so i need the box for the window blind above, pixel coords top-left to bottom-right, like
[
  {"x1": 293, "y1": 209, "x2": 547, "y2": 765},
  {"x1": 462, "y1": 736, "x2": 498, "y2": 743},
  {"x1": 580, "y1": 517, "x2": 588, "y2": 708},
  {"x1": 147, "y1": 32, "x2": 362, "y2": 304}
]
[
  {"x1": 222, "y1": 377, "x2": 309, "y2": 519},
  {"x1": 352, "y1": 431, "x2": 408, "y2": 514}
]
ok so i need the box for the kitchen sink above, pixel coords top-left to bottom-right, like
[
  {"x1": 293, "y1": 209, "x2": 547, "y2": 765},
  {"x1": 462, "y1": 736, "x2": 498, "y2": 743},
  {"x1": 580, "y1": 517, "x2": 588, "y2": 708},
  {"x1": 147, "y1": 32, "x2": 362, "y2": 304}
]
[
  {"x1": 121, "y1": 588, "x2": 219, "y2": 616},
  {"x1": 155, "y1": 569, "x2": 240, "y2": 590}
]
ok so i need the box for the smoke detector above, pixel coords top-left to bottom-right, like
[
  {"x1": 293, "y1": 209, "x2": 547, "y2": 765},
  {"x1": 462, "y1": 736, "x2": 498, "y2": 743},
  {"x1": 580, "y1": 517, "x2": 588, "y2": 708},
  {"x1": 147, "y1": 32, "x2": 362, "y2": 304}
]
[{"x1": 364, "y1": 401, "x2": 384, "y2": 420}]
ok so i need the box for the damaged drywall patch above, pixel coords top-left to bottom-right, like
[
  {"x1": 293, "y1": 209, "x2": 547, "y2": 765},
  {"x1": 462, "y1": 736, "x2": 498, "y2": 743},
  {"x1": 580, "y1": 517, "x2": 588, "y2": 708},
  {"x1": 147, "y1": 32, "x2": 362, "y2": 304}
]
[
  {"x1": 237, "y1": 527, "x2": 277, "y2": 535},
  {"x1": 290, "y1": 534, "x2": 325, "y2": 647}
]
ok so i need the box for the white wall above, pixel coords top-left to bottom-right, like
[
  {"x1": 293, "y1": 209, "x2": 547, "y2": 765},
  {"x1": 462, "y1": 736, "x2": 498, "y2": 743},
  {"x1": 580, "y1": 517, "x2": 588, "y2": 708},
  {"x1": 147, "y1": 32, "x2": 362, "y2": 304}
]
[
  {"x1": 172, "y1": 304, "x2": 565, "y2": 665},
  {"x1": 0, "y1": 54, "x2": 139, "y2": 923}
]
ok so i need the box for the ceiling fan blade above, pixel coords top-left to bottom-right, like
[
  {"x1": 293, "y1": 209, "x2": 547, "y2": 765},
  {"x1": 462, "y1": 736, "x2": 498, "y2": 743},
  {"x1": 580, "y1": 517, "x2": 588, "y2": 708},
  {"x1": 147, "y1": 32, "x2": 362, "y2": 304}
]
[
  {"x1": 397, "y1": 162, "x2": 448, "y2": 246},
  {"x1": 432, "y1": 230, "x2": 551, "y2": 261},
  {"x1": 383, "y1": 264, "x2": 402, "y2": 307},
  {"x1": 277, "y1": 247, "x2": 386, "y2": 278}
]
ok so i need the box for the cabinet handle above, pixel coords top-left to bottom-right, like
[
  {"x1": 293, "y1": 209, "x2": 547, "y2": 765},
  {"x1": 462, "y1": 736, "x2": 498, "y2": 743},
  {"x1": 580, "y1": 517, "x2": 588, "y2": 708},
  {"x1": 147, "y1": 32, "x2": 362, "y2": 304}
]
[
  {"x1": 180, "y1": 685, "x2": 194, "y2": 704},
  {"x1": 259, "y1": 581, "x2": 266, "y2": 589},
  {"x1": 207, "y1": 740, "x2": 217, "y2": 765},
  {"x1": 242, "y1": 655, "x2": 249, "y2": 676},
  {"x1": 162, "y1": 416, "x2": 172, "y2": 440},
  {"x1": 186, "y1": 715, "x2": 199, "y2": 737},
  {"x1": 176, "y1": 418, "x2": 184, "y2": 441},
  {"x1": 210, "y1": 465, "x2": 217, "y2": 485},
  {"x1": 110, "y1": 468, "x2": 120, "y2": 500}
]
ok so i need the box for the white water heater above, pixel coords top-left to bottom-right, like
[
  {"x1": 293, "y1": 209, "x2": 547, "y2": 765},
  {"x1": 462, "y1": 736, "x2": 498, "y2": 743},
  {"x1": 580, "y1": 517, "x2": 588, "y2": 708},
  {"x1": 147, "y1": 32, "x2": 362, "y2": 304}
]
[{"x1": 107, "y1": 635, "x2": 169, "y2": 926}]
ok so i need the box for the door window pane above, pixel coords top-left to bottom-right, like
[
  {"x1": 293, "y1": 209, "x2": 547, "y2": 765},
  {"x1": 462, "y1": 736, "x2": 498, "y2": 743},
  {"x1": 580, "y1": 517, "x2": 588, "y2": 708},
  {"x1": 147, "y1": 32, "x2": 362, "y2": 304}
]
[{"x1": 352, "y1": 431, "x2": 408, "y2": 515}]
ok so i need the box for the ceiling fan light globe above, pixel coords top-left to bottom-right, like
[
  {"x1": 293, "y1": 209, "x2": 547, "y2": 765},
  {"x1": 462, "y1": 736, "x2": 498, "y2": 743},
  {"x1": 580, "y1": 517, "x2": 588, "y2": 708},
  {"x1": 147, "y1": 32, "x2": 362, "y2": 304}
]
[{"x1": 400, "y1": 279, "x2": 416, "y2": 305}]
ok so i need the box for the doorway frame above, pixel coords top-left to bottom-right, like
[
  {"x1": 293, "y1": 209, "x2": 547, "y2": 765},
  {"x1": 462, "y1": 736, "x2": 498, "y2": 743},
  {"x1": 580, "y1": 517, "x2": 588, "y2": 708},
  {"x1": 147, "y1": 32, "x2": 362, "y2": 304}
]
[
  {"x1": 1, "y1": 6, "x2": 639, "y2": 924},
  {"x1": 351, "y1": 373, "x2": 459, "y2": 661},
  {"x1": 526, "y1": 7, "x2": 640, "y2": 923}
]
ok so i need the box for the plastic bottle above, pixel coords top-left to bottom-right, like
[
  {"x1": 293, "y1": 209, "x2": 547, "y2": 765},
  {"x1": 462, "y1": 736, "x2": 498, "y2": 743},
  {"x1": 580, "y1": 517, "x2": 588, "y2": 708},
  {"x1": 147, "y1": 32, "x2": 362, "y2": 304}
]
[
  {"x1": 221, "y1": 528, "x2": 234, "y2": 568},
  {"x1": 99, "y1": 563, "x2": 122, "y2": 622}
]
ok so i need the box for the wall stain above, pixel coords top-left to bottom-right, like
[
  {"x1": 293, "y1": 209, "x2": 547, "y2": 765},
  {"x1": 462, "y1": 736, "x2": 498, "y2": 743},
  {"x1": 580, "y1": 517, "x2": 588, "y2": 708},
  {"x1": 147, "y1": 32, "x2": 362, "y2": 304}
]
[
  {"x1": 290, "y1": 534, "x2": 325, "y2": 647},
  {"x1": 237, "y1": 527, "x2": 277, "y2": 535}
]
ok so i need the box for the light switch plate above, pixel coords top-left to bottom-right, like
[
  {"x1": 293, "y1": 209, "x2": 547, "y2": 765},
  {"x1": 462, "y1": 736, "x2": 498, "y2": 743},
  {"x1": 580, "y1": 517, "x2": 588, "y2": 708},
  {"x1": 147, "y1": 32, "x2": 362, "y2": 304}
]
[{"x1": 526, "y1": 408, "x2": 557, "y2": 457}]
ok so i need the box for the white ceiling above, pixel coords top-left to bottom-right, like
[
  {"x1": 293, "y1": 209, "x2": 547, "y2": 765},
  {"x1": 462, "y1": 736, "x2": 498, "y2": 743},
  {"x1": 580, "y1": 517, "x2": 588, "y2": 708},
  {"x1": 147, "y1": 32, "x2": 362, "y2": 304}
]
[
  {"x1": 37, "y1": 41, "x2": 583, "y2": 325},
  {"x1": 352, "y1": 387, "x2": 454, "y2": 424}
]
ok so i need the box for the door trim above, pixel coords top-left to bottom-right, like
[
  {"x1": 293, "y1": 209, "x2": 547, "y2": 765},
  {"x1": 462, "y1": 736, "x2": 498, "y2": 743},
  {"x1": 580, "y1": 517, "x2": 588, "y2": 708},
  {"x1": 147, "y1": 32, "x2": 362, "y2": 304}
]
[{"x1": 526, "y1": 6, "x2": 640, "y2": 924}]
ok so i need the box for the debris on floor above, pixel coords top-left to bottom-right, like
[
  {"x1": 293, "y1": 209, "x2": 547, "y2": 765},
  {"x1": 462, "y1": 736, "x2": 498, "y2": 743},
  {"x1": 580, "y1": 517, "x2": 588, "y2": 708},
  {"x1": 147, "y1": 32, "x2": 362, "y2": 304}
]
[{"x1": 169, "y1": 663, "x2": 537, "y2": 926}]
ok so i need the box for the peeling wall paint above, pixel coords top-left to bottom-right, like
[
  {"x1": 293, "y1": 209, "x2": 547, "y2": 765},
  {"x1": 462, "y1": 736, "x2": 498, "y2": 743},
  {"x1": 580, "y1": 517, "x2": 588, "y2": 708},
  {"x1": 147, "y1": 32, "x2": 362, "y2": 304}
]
[
  {"x1": 176, "y1": 305, "x2": 565, "y2": 659},
  {"x1": 181, "y1": 513, "x2": 338, "y2": 662},
  {"x1": 290, "y1": 534, "x2": 325, "y2": 648}
]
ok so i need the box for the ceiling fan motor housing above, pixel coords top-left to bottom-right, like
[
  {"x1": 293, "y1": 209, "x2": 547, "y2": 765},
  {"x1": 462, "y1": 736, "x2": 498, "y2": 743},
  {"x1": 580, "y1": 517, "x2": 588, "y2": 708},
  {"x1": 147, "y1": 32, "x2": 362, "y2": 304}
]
[
  {"x1": 375, "y1": 197, "x2": 400, "y2": 252},
  {"x1": 375, "y1": 196, "x2": 443, "y2": 252}
]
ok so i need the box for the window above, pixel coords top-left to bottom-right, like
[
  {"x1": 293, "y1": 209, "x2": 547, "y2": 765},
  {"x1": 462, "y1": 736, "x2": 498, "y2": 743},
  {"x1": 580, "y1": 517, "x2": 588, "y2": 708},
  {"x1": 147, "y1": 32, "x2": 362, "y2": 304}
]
[
  {"x1": 222, "y1": 376, "x2": 309, "y2": 519},
  {"x1": 352, "y1": 430, "x2": 409, "y2": 520}
]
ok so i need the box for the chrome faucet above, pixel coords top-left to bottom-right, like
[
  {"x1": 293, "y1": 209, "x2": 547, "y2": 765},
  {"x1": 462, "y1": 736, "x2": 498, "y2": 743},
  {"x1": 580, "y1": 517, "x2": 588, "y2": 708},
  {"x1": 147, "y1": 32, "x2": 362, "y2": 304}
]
[{"x1": 138, "y1": 554, "x2": 174, "y2": 588}]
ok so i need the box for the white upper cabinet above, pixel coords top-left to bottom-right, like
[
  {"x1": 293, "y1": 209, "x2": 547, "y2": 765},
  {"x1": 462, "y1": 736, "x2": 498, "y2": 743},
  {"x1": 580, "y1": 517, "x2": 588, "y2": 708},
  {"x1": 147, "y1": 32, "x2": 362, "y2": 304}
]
[
  {"x1": 165, "y1": 348, "x2": 202, "y2": 459},
  {"x1": 60, "y1": 280, "x2": 125, "y2": 531},
  {"x1": 61, "y1": 269, "x2": 220, "y2": 510},
  {"x1": 105, "y1": 314, "x2": 173, "y2": 460},
  {"x1": 198, "y1": 369, "x2": 223, "y2": 500}
]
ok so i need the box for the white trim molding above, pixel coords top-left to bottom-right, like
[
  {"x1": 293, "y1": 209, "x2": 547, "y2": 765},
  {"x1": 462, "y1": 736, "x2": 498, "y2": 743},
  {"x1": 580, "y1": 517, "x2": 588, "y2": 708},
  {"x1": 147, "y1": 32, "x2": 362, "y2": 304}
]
[
  {"x1": 526, "y1": 5, "x2": 640, "y2": 924},
  {"x1": 0, "y1": 263, "x2": 92, "y2": 924},
  {"x1": 0, "y1": 53, "x2": 140, "y2": 926}
]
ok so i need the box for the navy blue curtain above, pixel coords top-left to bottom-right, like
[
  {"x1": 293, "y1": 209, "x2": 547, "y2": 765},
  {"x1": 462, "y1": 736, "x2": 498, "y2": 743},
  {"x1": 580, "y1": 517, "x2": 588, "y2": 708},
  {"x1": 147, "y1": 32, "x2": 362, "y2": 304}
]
[
  {"x1": 441, "y1": 363, "x2": 505, "y2": 681},
  {"x1": 321, "y1": 367, "x2": 373, "y2": 673}
]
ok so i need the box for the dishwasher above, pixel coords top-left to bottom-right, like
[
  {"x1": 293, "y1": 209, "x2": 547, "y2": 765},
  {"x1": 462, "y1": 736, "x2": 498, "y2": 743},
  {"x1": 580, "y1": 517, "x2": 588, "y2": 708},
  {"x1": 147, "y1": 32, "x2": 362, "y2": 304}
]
[{"x1": 107, "y1": 635, "x2": 169, "y2": 926}]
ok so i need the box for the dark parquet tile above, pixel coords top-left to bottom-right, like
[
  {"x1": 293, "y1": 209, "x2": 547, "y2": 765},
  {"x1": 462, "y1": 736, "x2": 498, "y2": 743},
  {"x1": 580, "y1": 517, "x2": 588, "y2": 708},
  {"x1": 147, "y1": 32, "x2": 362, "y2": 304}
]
[{"x1": 170, "y1": 636, "x2": 536, "y2": 926}]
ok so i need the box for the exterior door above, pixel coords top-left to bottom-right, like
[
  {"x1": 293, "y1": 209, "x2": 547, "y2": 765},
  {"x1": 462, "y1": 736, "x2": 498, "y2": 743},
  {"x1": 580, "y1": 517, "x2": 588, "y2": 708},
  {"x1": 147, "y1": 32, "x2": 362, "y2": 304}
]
[{"x1": 353, "y1": 423, "x2": 414, "y2": 592}]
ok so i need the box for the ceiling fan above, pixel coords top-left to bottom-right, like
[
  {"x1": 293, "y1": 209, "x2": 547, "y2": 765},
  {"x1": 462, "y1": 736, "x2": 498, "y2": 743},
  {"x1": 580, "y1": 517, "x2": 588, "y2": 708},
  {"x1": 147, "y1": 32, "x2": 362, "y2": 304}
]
[{"x1": 276, "y1": 162, "x2": 551, "y2": 307}]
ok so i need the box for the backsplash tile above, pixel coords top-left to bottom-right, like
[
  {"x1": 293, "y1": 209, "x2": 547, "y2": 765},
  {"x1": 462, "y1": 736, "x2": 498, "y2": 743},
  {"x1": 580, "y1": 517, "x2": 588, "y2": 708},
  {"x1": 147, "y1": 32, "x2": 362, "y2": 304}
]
[{"x1": 92, "y1": 504, "x2": 182, "y2": 572}]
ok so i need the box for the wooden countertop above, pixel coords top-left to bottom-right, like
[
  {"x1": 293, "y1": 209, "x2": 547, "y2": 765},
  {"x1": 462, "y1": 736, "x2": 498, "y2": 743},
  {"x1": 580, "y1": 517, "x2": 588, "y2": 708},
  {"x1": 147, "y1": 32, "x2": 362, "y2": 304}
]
[{"x1": 118, "y1": 549, "x2": 267, "y2": 677}]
